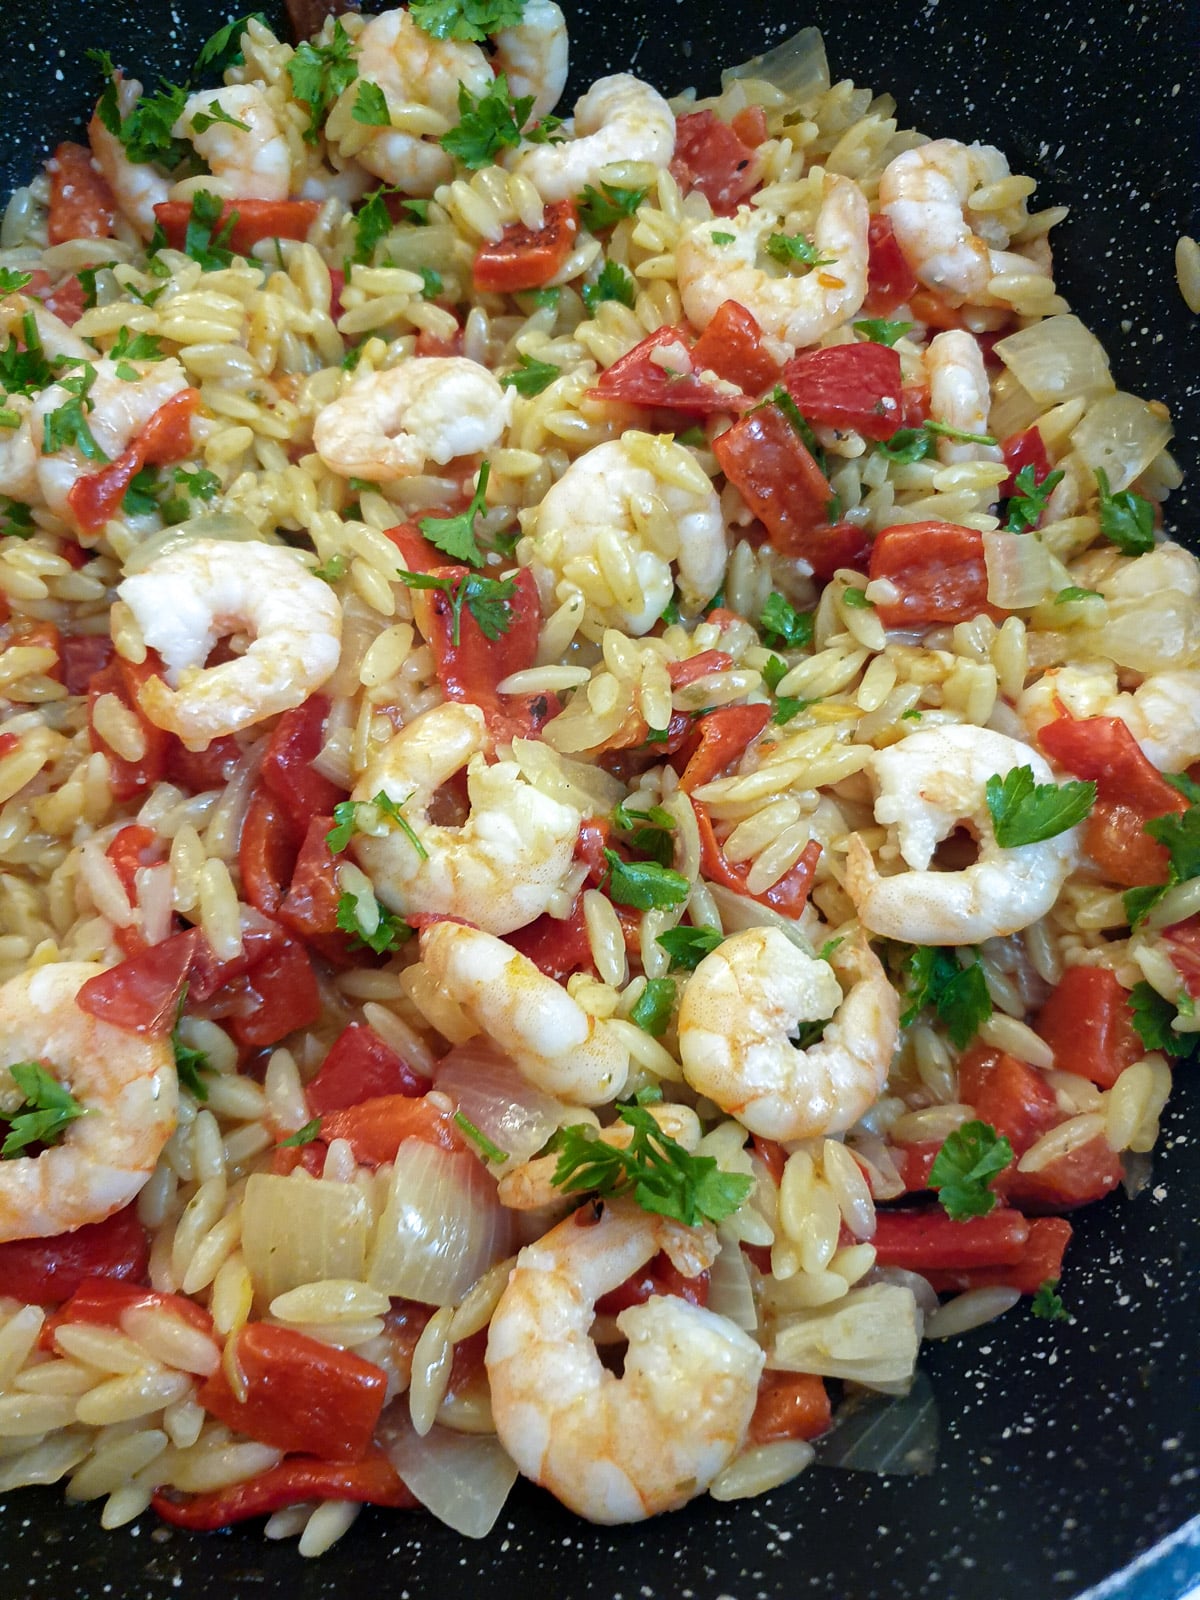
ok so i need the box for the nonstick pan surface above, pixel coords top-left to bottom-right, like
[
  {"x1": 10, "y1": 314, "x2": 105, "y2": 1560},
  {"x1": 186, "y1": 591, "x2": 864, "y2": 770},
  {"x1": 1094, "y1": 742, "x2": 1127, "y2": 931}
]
[{"x1": 0, "y1": 3, "x2": 1196, "y2": 1596}]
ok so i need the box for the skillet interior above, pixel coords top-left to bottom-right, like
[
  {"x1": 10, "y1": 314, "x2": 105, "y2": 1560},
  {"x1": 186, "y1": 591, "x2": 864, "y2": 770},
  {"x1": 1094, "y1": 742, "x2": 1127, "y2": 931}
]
[{"x1": 0, "y1": 3, "x2": 1195, "y2": 1596}]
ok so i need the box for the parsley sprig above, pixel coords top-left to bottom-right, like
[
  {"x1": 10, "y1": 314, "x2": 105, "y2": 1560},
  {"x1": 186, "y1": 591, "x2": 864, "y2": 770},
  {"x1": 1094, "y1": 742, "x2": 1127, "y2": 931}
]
[
  {"x1": 612, "y1": 800, "x2": 676, "y2": 867},
  {"x1": 287, "y1": 20, "x2": 358, "y2": 143},
  {"x1": 656, "y1": 925, "x2": 723, "y2": 971},
  {"x1": 1127, "y1": 981, "x2": 1197, "y2": 1063},
  {"x1": 577, "y1": 182, "x2": 648, "y2": 231},
  {"x1": 417, "y1": 461, "x2": 493, "y2": 565},
  {"x1": 1004, "y1": 464, "x2": 1064, "y2": 533},
  {"x1": 549, "y1": 1103, "x2": 753, "y2": 1226},
  {"x1": 178, "y1": 190, "x2": 239, "y2": 271},
  {"x1": 629, "y1": 978, "x2": 676, "y2": 1036},
  {"x1": 441, "y1": 74, "x2": 539, "y2": 169},
  {"x1": 759, "y1": 592, "x2": 814, "y2": 651},
  {"x1": 1031, "y1": 1279, "x2": 1070, "y2": 1322},
  {"x1": 327, "y1": 790, "x2": 428, "y2": 858},
  {"x1": 853, "y1": 317, "x2": 913, "y2": 347},
  {"x1": 195, "y1": 13, "x2": 268, "y2": 75},
  {"x1": 1, "y1": 1062, "x2": 86, "y2": 1158},
  {"x1": 899, "y1": 945, "x2": 992, "y2": 1048},
  {"x1": 581, "y1": 259, "x2": 636, "y2": 314},
  {"x1": 398, "y1": 567, "x2": 516, "y2": 647},
  {"x1": 985, "y1": 765, "x2": 1096, "y2": 847},
  {"x1": 89, "y1": 51, "x2": 189, "y2": 168},
  {"x1": 603, "y1": 849, "x2": 690, "y2": 911},
  {"x1": 929, "y1": 1119, "x2": 1013, "y2": 1221},
  {"x1": 410, "y1": 0, "x2": 526, "y2": 41},
  {"x1": 1095, "y1": 468, "x2": 1155, "y2": 556}
]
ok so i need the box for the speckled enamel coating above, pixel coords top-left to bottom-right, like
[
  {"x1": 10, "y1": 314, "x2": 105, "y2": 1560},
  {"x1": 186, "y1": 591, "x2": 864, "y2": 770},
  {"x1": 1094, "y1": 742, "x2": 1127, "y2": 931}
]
[{"x1": 0, "y1": 2, "x2": 1195, "y2": 1596}]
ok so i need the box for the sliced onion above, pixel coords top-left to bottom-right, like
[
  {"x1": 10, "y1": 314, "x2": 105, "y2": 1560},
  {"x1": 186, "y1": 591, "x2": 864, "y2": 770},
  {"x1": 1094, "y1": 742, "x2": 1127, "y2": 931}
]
[
  {"x1": 367, "y1": 1139, "x2": 510, "y2": 1306},
  {"x1": 1070, "y1": 391, "x2": 1173, "y2": 492},
  {"x1": 435, "y1": 1040, "x2": 568, "y2": 1169},
  {"x1": 993, "y1": 314, "x2": 1115, "y2": 406},
  {"x1": 722, "y1": 26, "x2": 830, "y2": 104},
  {"x1": 983, "y1": 531, "x2": 1072, "y2": 609},
  {"x1": 708, "y1": 1225, "x2": 758, "y2": 1332},
  {"x1": 121, "y1": 511, "x2": 265, "y2": 574},
  {"x1": 1074, "y1": 589, "x2": 1200, "y2": 673},
  {"x1": 867, "y1": 1265, "x2": 940, "y2": 1322},
  {"x1": 706, "y1": 882, "x2": 821, "y2": 954},
  {"x1": 772, "y1": 1283, "x2": 921, "y2": 1388},
  {"x1": 377, "y1": 1405, "x2": 517, "y2": 1539},
  {"x1": 814, "y1": 1369, "x2": 938, "y2": 1476},
  {"x1": 241, "y1": 1172, "x2": 374, "y2": 1307},
  {"x1": 987, "y1": 369, "x2": 1043, "y2": 440}
]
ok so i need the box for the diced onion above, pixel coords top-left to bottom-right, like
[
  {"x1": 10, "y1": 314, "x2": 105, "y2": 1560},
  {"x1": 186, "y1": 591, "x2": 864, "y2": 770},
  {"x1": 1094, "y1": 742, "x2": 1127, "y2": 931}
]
[
  {"x1": 121, "y1": 511, "x2": 265, "y2": 574},
  {"x1": 983, "y1": 531, "x2": 1072, "y2": 609},
  {"x1": 722, "y1": 26, "x2": 830, "y2": 103},
  {"x1": 706, "y1": 883, "x2": 820, "y2": 954},
  {"x1": 1074, "y1": 589, "x2": 1200, "y2": 673},
  {"x1": 993, "y1": 314, "x2": 1115, "y2": 406},
  {"x1": 367, "y1": 1139, "x2": 510, "y2": 1306},
  {"x1": 435, "y1": 1040, "x2": 569, "y2": 1169},
  {"x1": 241, "y1": 1173, "x2": 373, "y2": 1308},
  {"x1": 987, "y1": 369, "x2": 1043, "y2": 440},
  {"x1": 771, "y1": 1284, "x2": 921, "y2": 1387},
  {"x1": 372, "y1": 222, "x2": 458, "y2": 275},
  {"x1": 1070, "y1": 392, "x2": 1173, "y2": 492},
  {"x1": 815, "y1": 1369, "x2": 938, "y2": 1476},
  {"x1": 377, "y1": 1406, "x2": 517, "y2": 1539},
  {"x1": 707, "y1": 1225, "x2": 758, "y2": 1332}
]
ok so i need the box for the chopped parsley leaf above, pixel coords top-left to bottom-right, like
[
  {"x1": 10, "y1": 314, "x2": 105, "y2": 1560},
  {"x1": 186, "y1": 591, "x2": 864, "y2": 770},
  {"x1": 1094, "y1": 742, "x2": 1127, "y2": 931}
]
[
  {"x1": 327, "y1": 790, "x2": 427, "y2": 859},
  {"x1": 1, "y1": 1062, "x2": 87, "y2": 1158},
  {"x1": 352, "y1": 80, "x2": 391, "y2": 127},
  {"x1": 287, "y1": 20, "x2": 358, "y2": 144},
  {"x1": 581, "y1": 258, "x2": 636, "y2": 314},
  {"x1": 929, "y1": 1119, "x2": 1013, "y2": 1221},
  {"x1": 182, "y1": 190, "x2": 239, "y2": 271},
  {"x1": 441, "y1": 74, "x2": 535, "y2": 169},
  {"x1": 985, "y1": 765, "x2": 1096, "y2": 847},
  {"x1": 1004, "y1": 464, "x2": 1064, "y2": 533},
  {"x1": 1054, "y1": 586, "x2": 1102, "y2": 604},
  {"x1": 397, "y1": 565, "x2": 516, "y2": 647},
  {"x1": 900, "y1": 945, "x2": 993, "y2": 1048},
  {"x1": 1127, "y1": 981, "x2": 1195, "y2": 1061},
  {"x1": 280, "y1": 1117, "x2": 323, "y2": 1147},
  {"x1": 171, "y1": 990, "x2": 210, "y2": 1102},
  {"x1": 110, "y1": 328, "x2": 165, "y2": 364},
  {"x1": 578, "y1": 182, "x2": 648, "y2": 231},
  {"x1": 760, "y1": 592, "x2": 814, "y2": 650},
  {"x1": 766, "y1": 232, "x2": 831, "y2": 268},
  {"x1": 842, "y1": 586, "x2": 873, "y2": 609},
  {"x1": 629, "y1": 977, "x2": 676, "y2": 1037},
  {"x1": 190, "y1": 103, "x2": 250, "y2": 136},
  {"x1": 194, "y1": 12, "x2": 268, "y2": 75},
  {"x1": 655, "y1": 924, "x2": 724, "y2": 971},
  {"x1": 335, "y1": 890, "x2": 411, "y2": 954},
  {"x1": 603, "y1": 849, "x2": 690, "y2": 911},
  {"x1": 1095, "y1": 467, "x2": 1155, "y2": 556},
  {"x1": 1031, "y1": 1279, "x2": 1070, "y2": 1321},
  {"x1": 350, "y1": 184, "x2": 402, "y2": 265},
  {"x1": 853, "y1": 317, "x2": 913, "y2": 346},
  {"x1": 0, "y1": 269, "x2": 32, "y2": 294},
  {"x1": 499, "y1": 352, "x2": 560, "y2": 396},
  {"x1": 0, "y1": 499, "x2": 34, "y2": 539},
  {"x1": 453, "y1": 1110, "x2": 509, "y2": 1162},
  {"x1": 409, "y1": 0, "x2": 526, "y2": 42},
  {"x1": 416, "y1": 460, "x2": 493, "y2": 566}
]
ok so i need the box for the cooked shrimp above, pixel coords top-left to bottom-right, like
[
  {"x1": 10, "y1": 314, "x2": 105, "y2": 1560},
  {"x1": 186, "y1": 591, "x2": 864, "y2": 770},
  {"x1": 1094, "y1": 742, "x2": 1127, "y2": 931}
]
[
  {"x1": 879, "y1": 139, "x2": 1049, "y2": 307},
  {"x1": 32, "y1": 357, "x2": 191, "y2": 530},
  {"x1": 486, "y1": 1199, "x2": 763, "y2": 1522},
  {"x1": 334, "y1": 7, "x2": 493, "y2": 194},
  {"x1": 492, "y1": 0, "x2": 569, "y2": 123},
  {"x1": 313, "y1": 357, "x2": 513, "y2": 484},
  {"x1": 526, "y1": 433, "x2": 726, "y2": 635},
  {"x1": 0, "y1": 398, "x2": 38, "y2": 503},
  {"x1": 1019, "y1": 663, "x2": 1200, "y2": 772},
  {"x1": 508, "y1": 73, "x2": 675, "y2": 203},
  {"x1": 419, "y1": 921, "x2": 628, "y2": 1105},
  {"x1": 88, "y1": 76, "x2": 172, "y2": 239},
  {"x1": 676, "y1": 177, "x2": 870, "y2": 353},
  {"x1": 924, "y1": 329, "x2": 1003, "y2": 464},
  {"x1": 173, "y1": 85, "x2": 291, "y2": 201},
  {"x1": 497, "y1": 1103, "x2": 701, "y2": 1210},
  {"x1": 353, "y1": 702, "x2": 582, "y2": 935},
  {"x1": 0, "y1": 963, "x2": 177, "y2": 1243},
  {"x1": 677, "y1": 927, "x2": 898, "y2": 1141},
  {"x1": 845, "y1": 723, "x2": 1078, "y2": 944},
  {"x1": 117, "y1": 537, "x2": 342, "y2": 747}
]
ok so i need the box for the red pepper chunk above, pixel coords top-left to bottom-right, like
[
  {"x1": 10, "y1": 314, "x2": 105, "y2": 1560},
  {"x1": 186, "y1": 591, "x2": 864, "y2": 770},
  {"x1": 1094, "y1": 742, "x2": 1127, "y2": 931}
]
[
  {"x1": 871, "y1": 1207, "x2": 1030, "y2": 1271},
  {"x1": 749, "y1": 1372, "x2": 832, "y2": 1446},
  {"x1": 67, "y1": 389, "x2": 200, "y2": 535},
  {"x1": 1037, "y1": 713, "x2": 1187, "y2": 817},
  {"x1": 276, "y1": 813, "x2": 364, "y2": 967},
  {"x1": 676, "y1": 703, "x2": 771, "y2": 793},
  {"x1": 39, "y1": 1277, "x2": 213, "y2": 1353},
  {"x1": 1164, "y1": 916, "x2": 1200, "y2": 999},
  {"x1": 1033, "y1": 965, "x2": 1145, "y2": 1089},
  {"x1": 690, "y1": 301, "x2": 782, "y2": 396},
  {"x1": 261, "y1": 695, "x2": 345, "y2": 830},
  {"x1": 88, "y1": 655, "x2": 171, "y2": 801},
  {"x1": 472, "y1": 199, "x2": 578, "y2": 293},
  {"x1": 920, "y1": 1216, "x2": 1072, "y2": 1296},
  {"x1": 1082, "y1": 800, "x2": 1173, "y2": 889},
  {"x1": 1005, "y1": 1136, "x2": 1122, "y2": 1214},
  {"x1": 956, "y1": 1045, "x2": 1060, "y2": 1158},
  {"x1": 0, "y1": 1205, "x2": 149, "y2": 1306},
  {"x1": 152, "y1": 1451, "x2": 416, "y2": 1529},
  {"x1": 590, "y1": 325, "x2": 746, "y2": 416},
  {"x1": 106, "y1": 823, "x2": 160, "y2": 900},
  {"x1": 307, "y1": 1022, "x2": 430, "y2": 1114},
  {"x1": 869, "y1": 521, "x2": 994, "y2": 629},
  {"x1": 999, "y1": 426, "x2": 1052, "y2": 498},
  {"x1": 670, "y1": 110, "x2": 763, "y2": 216},
  {"x1": 505, "y1": 897, "x2": 595, "y2": 981},
  {"x1": 152, "y1": 198, "x2": 320, "y2": 255},
  {"x1": 318, "y1": 1093, "x2": 466, "y2": 1164},
  {"x1": 47, "y1": 141, "x2": 115, "y2": 245},
  {"x1": 76, "y1": 928, "x2": 197, "y2": 1037},
  {"x1": 594, "y1": 1252, "x2": 710, "y2": 1315},
  {"x1": 782, "y1": 343, "x2": 904, "y2": 441},
  {"x1": 694, "y1": 799, "x2": 821, "y2": 917},
  {"x1": 227, "y1": 936, "x2": 321, "y2": 1050},
  {"x1": 712, "y1": 403, "x2": 836, "y2": 572},
  {"x1": 863, "y1": 214, "x2": 918, "y2": 316},
  {"x1": 58, "y1": 632, "x2": 114, "y2": 695},
  {"x1": 198, "y1": 1323, "x2": 387, "y2": 1462},
  {"x1": 238, "y1": 785, "x2": 302, "y2": 919}
]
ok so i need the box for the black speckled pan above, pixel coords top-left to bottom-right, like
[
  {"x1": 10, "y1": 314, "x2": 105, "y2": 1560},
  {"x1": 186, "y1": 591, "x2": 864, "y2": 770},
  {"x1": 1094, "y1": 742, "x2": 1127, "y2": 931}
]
[{"x1": 0, "y1": 3, "x2": 1197, "y2": 1596}]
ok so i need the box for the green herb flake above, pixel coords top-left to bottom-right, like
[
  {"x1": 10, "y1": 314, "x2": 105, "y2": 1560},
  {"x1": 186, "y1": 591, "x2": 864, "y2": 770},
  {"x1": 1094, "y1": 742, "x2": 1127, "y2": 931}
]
[
  {"x1": 453, "y1": 1110, "x2": 509, "y2": 1162},
  {"x1": 1126, "y1": 981, "x2": 1196, "y2": 1062},
  {"x1": 499, "y1": 352, "x2": 560, "y2": 396},
  {"x1": 0, "y1": 269, "x2": 32, "y2": 295},
  {"x1": 766, "y1": 232, "x2": 831, "y2": 268},
  {"x1": 1031, "y1": 1279, "x2": 1070, "y2": 1322},
  {"x1": 985, "y1": 765, "x2": 1096, "y2": 848},
  {"x1": 122, "y1": 465, "x2": 161, "y2": 517},
  {"x1": 924, "y1": 420, "x2": 998, "y2": 446},
  {"x1": 182, "y1": 189, "x2": 239, "y2": 272},
  {"x1": 773, "y1": 696, "x2": 809, "y2": 725},
  {"x1": 335, "y1": 890, "x2": 411, "y2": 954},
  {"x1": 418, "y1": 266, "x2": 444, "y2": 300},
  {"x1": 900, "y1": 945, "x2": 993, "y2": 1048},
  {"x1": 110, "y1": 328, "x2": 165, "y2": 364},
  {"x1": 710, "y1": 230, "x2": 735, "y2": 246},
  {"x1": 1144, "y1": 807, "x2": 1200, "y2": 885},
  {"x1": 409, "y1": 0, "x2": 526, "y2": 42},
  {"x1": 397, "y1": 563, "x2": 516, "y2": 648},
  {"x1": 655, "y1": 925, "x2": 723, "y2": 971},
  {"x1": 578, "y1": 182, "x2": 648, "y2": 231},
  {"x1": 350, "y1": 184, "x2": 403, "y2": 266},
  {"x1": 171, "y1": 990, "x2": 210, "y2": 1102},
  {"x1": 853, "y1": 317, "x2": 913, "y2": 347},
  {"x1": 760, "y1": 592, "x2": 814, "y2": 651},
  {"x1": 603, "y1": 849, "x2": 690, "y2": 911},
  {"x1": 1123, "y1": 883, "x2": 1167, "y2": 929},
  {"x1": 327, "y1": 791, "x2": 427, "y2": 859},
  {"x1": 190, "y1": 103, "x2": 251, "y2": 136},
  {"x1": 441, "y1": 73, "x2": 534, "y2": 169},
  {"x1": 581, "y1": 258, "x2": 636, "y2": 314},
  {"x1": 280, "y1": 1117, "x2": 323, "y2": 1148},
  {"x1": 352, "y1": 79, "x2": 391, "y2": 127},
  {"x1": 312, "y1": 552, "x2": 349, "y2": 584},
  {"x1": 842, "y1": 586, "x2": 873, "y2": 610},
  {"x1": 417, "y1": 460, "x2": 492, "y2": 566},
  {"x1": 287, "y1": 20, "x2": 359, "y2": 144},
  {"x1": 629, "y1": 977, "x2": 676, "y2": 1037},
  {"x1": 0, "y1": 499, "x2": 34, "y2": 539},
  {"x1": 1004, "y1": 464, "x2": 1065, "y2": 534},
  {"x1": 929, "y1": 1119, "x2": 1014, "y2": 1221},
  {"x1": 1095, "y1": 467, "x2": 1155, "y2": 556},
  {"x1": 1054, "y1": 586, "x2": 1103, "y2": 604},
  {"x1": 874, "y1": 426, "x2": 934, "y2": 464},
  {"x1": 195, "y1": 12, "x2": 268, "y2": 75},
  {"x1": 1, "y1": 1062, "x2": 87, "y2": 1158}
]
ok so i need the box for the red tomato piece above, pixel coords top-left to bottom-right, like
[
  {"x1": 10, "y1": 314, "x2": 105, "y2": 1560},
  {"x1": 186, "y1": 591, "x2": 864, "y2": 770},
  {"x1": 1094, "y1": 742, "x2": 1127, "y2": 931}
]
[
  {"x1": 238, "y1": 785, "x2": 302, "y2": 919},
  {"x1": 869, "y1": 521, "x2": 995, "y2": 628},
  {"x1": 670, "y1": 109, "x2": 763, "y2": 216},
  {"x1": 712, "y1": 403, "x2": 837, "y2": 571},
  {"x1": 1005, "y1": 1135, "x2": 1123, "y2": 1214},
  {"x1": 594, "y1": 1252, "x2": 710, "y2": 1315},
  {"x1": 76, "y1": 928, "x2": 197, "y2": 1037},
  {"x1": 307, "y1": 1022, "x2": 430, "y2": 1114},
  {"x1": 956, "y1": 1045, "x2": 1061, "y2": 1158},
  {"x1": 871, "y1": 1206, "x2": 1030, "y2": 1270},
  {"x1": 1164, "y1": 916, "x2": 1200, "y2": 999},
  {"x1": 152, "y1": 199, "x2": 320, "y2": 254},
  {"x1": 67, "y1": 389, "x2": 200, "y2": 535},
  {"x1": 197, "y1": 1322, "x2": 387, "y2": 1462},
  {"x1": 40, "y1": 1277, "x2": 212, "y2": 1352},
  {"x1": 318, "y1": 1093, "x2": 466, "y2": 1164},
  {"x1": 473, "y1": 199, "x2": 578, "y2": 293},
  {"x1": 227, "y1": 936, "x2": 321, "y2": 1050},
  {"x1": 261, "y1": 696, "x2": 345, "y2": 830},
  {"x1": 0, "y1": 1205, "x2": 148, "y2": 1305},
  {"x1": 921, "y1": 1216, "x2": 1072, "y2": 1296},
  {"x1": 863, "y1": 214, "x2": 918, "y2": 315},
  {"x1": 676, "y1": 703, "x2": 771, "y2": 793},
  {"x1": 87, "y1": 654, "x2": 171, "y2": 800},
  {"x1": 1037, "y1": 714, "x2": 1187, "y2": 817},
  {"x1": 106, "y1": 824, "x2": 159, "y2": 900},
  {"x1": 47, "y1": 141, "x2": 115, "y2": 245},
  {"x1": 151, "y1": 1451, "x2": 416, "y2": 1529},
  {"x1": 185, "y1": 911, "x2": 287, "y2": 1005},
  {"x1": 590, "y1": 325, "x2": 746, "y2": 416},
  {"x1": 690, "y1": 300, "x2": 782, "y2": 396},
  {"x1": 504, "y1": 897, "x2": 595, "y2": 981},
  {"x1": 782, "y1": 343, "x2": 904, "y2": 440},
  {"x1": 999, "y1": 426, "x2": 1052, "y2": 498},
  {"x1": 694, "y1": 800, "x2": 821, "y2": 917},
  {"x1": 749, "y1": 1372, "x2": 832, "y2": 1446},
  {"x1": 383, "y1": 521, "x2": 445, "y2": 572},
  {"x1": 1082, "y1": 800, "x2": 1172, "y2": 888},
  {"x1": 58, "y1": 632, "x2": 114, "y2": 695},
  {"x1": 1033, "y1": 965, "x2": 1144, "y2": 1089}
]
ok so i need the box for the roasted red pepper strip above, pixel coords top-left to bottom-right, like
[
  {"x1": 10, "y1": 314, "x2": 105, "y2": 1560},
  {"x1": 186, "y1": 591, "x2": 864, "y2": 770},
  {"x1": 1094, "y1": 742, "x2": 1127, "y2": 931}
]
[
  {"x1": 58, "y1": 632, "x2": 114, "y2": 695},
  {"x1": 595, "y1": 1252, "x2": 710, "y2": 1315},
  {"x1": 472, "y1": 199, "x2": 578, "y2": 293},
  {"x1": 956, "y1": 1045, "x2": 1060, "y2": 1157},
  {"x1": 307, "y1": 1021, "x2": 430, "y2": 1114},
  {"x1": 782, "y1": 343, "x2": 904, "y2": 441},
  {"x1": 871, "y1": 1207, "x2": 1030, "y2": 1270},
  {"x1": 261, "y1": 696, "x2": 345, "y2": 830},
  {"x1": 152, "y1": 198, "x2": 321, "y2": 254},
  {"x1": 999, "y1": 426, "x2": 1052, "y2": 498},
  {"x1": 106, "y1": 823, "x2": 160, "y2": 900},
  {"x1": 67, "y1": 389, "x2": 200, "y2": 535},
  {"x1": 1004, "y1": 1136, "x2": 1122, "y2": 1214},
  {"x1": 749, "y1": 1372, "x2": 832, "y2": 1446},
  {"x1": 677, "y1": 703, "x2": 771, "y2": 794},
  {"x1": 0, "y1": 1206, "x2": 148, "y2": 1306},
  {"x1": 712, "y1": 402, "x2": 837, "y2": 571},
  {"x1": 690, "y1": 300, "x2": 782, "y2": 396},
  {"x1": 87, "y1": 655, "x2": 171, "y2": 801},
  {"x1": 694, "y1": 799, "x2": 821, "y2": 916},
  {"x1": 39, "y1": 1277, "x2": 212, "y2": 1352},
  {"x1": 276, "y1": 813, "x2": 362, "y2": 966},
  {"x1": 666, "y1": 650, "x2": 735, "y2": 688},
  {"x1": 47, "y1": 141, "x2": 115, "y2": 244},
  {"x1": 227, "y1": 936, "x2": 321, "y2": 1050},
  {"x1": 318, "y1": 1092, "x2": 466, "y2": 1164},
  {"x1": 590, "y1": 325, "x2": 746, "y2": 416},
  {"x1": 921, "y1": 1216, "x2": 1072, "y2": 1296},
  {"x1": 238, "y1": 785, "x2": 303, "y2": 919},
  {"x1": 76, "y1": 928, "x2": 197, "y2": 1036},
  {"x1": 869, "y1": 521, "x2": 995, "y2": 628},
  {"x1": 863, "y1": 213, "x2": 918, "y2": 315},
  {"x1": 505, "y1": 898, "x2": 595, "y2": 981},
  {"x1": 152, "y1": 1451, "x2": 416, "y2": 1529},
  {"x1": 1033, "y1": 966, "x2": 1145, "y2": 1089},
  {"x1": 670, "y1": 109, "x2": 763, "y2": 215},
  {"x1": 198, "y1": 1323, "x2": 388, "y2": 1461}
]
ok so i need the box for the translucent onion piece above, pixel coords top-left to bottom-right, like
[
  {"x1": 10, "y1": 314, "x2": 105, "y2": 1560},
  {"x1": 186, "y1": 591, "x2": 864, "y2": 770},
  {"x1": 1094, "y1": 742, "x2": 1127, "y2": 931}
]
[
  {"x1": 814, "y1": 1369, "x2": 939, "y2": 1476},
  {"x1": 241, "y1": 1173, "x2": 373, "y2": 1308},
  {"x1": 1121, "y1": 1149, "x2": 1153, "y2": 1200},
  {"x1": 708, "y1": 1225, "x2": 758, "y2": 1332},
  {"x1": 367, "y1": 1139, "x2": 511, "y2": 1306},
  {"x1": 435, "y1": 1040, "x2": 568, "y2": 1169},
  {"x1": 983, "y1": 531, "x2": 1071, "y2": 609},
  {"x1": 373, "y1": 223, "x2": 458, "y2": 276},
  {"x1": 993, "y1": 314, "x2": 1115, "y2": 406},
  {"x1": 771, "y1": 1284, "x2": 921, "y2": 1387},
  {"x1": 1070, "y1": 391, "x2": 1174, "y2": 492},
  {"x1": 867, "y1": 1265, "x2": 939, "y2": 1321},
  {"x1": 121, "y1": 511, "x2": 265, "y2": 574},
  {"x1": 377, "y1": 1405, "x2": 517, "y2": 1539},
  {"x1": 1075, "y1": 590, "x2": 1200, "y2": 673},
  {"x1": 988, "y1": 369, "x2": 1043, "y2": 440},
  {"x1": 722, "y1": 26, "x2": 830, "y2": 104},
  {"x1": 706, "y1": 883, "x2": 820, "y2": 954}
]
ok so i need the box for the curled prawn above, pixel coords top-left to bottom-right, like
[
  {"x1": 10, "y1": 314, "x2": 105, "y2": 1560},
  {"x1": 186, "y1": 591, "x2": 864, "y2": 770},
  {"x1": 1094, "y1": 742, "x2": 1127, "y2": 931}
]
[
  {"x1": 0, "y1": 963, "x2": 177, "y2": 1243},
  {"x1": 525, "y1": 433, "x2": 726, "y2": 635},
  {"x1": 677, "y1": 927, "x2": 898, "y2": 1141},
  {"x1": 924, "y1": 329, "x2": 1003, "y2": 465},
  {"x1": 497, "y1": 1103, "x2": 701, "y2": 1210},
  {"x1": 879, "y1": 138, "x2": 1051, "y2": 307},
  {"x1": 353, "y1": 702, "x2": 583, "y2": 935},
  {"x1": 676, "y1": 175, "x2": 869, "y2": 353},
  {"x1": 1019, "y1": 662, "x2": 1200, "y2": 773},
  {"x1": 172, "y1": 85, "x2": 292, "y2": 201},
  {"x1": 508, "y1": 73, "x2": 675, "y2": 203},
  {"x1": 419, "y1": 921, "x2": 628, "y2": 1105},
  {"x1": 492, "y1": 0, "x2": 569, "y2": 123},
  {"x1": 312, "y1": 357, "x2": 513, "y2": 484},
  {"x1": 88, "y1": 76, "x2": 172, "y2": 239},
  {"x1": 486, "y1": 1199, "x2": 763, "y2": 1523},
  {"x1": 117, "y1": 536, "x2": 342, "y2": 746},
  {"x1": 845, "y1": 723, "x2": 1078, "y2": 944}
]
